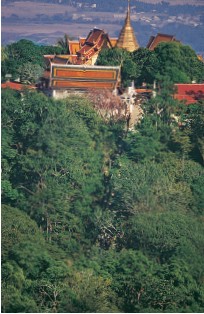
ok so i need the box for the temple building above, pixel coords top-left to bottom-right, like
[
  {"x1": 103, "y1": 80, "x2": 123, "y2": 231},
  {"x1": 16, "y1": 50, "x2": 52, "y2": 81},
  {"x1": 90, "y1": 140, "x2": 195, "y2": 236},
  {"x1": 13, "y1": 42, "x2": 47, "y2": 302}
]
[
  {"x1": 69, "y1": 35, "x2": 117, "y2": 62},
  {"x1": 71, "y1": 28, "x2": 116, "y2": 65},
  {"x1": 116, "y1": 0, "x2": 139, "y2": 52},
  {"x1": 41, "y1": 0, "x2": 140, "y2": 98},
  {"x1": 48, "y1": 64, "x2": 121, "y2": 99},
  {"x1": 146, "y1": 33, "x2": 180, "y2": 50},
  {"x1": 44, "y1": 28, "x2": 116, "y2": 68},
  {"x1": 174, "y1": 84, "x2": 204, "y2": 104},
  {"x1": 74, "y1": 29, "x2": 114, "y2": 65}
]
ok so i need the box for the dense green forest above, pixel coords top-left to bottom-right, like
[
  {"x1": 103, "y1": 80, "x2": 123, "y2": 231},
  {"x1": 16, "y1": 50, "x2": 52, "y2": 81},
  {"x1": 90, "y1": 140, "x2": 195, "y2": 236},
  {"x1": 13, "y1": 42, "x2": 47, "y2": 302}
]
[{"x1": 1, "y1": 39, "x2": 204, "y2": 312}]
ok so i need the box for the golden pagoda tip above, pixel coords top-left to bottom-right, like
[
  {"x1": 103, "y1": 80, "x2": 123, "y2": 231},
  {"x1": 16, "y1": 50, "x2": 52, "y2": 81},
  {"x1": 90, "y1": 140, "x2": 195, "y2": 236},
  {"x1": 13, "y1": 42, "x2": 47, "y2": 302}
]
[{"x1": 116, "y1": 0, "x2": 139, "y2": 52}]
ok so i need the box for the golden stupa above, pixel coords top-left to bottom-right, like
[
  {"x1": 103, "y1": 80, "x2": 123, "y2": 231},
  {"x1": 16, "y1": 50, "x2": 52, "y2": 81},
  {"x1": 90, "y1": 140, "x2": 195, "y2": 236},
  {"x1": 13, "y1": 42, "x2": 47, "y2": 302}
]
[{"x1": 116, "y1": 0, "x2": 139, "y2": 52}]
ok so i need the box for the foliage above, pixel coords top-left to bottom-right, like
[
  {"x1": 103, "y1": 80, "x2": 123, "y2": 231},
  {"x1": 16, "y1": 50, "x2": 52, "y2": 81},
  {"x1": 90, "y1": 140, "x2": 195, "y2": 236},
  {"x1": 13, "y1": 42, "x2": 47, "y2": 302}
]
[
  {"x1": 124, "y1": 211, "x2": 204, "y2": 260},
  {"x1": 1, "y1": 39, "x2": 63, "y2": 82},
  {"x1": 1, "y1": 205, "x2": 70, "y2": 313},
  {"x1": 131, "y1": 47, "x2": 159, "y2": 85},
  {"x1": 185, "y1": 102, "x2": 204, "y2": 164},
  {"x1": 1, "y1": 205, "x2": 44, "y2": 261},
  {"x1": 18, "y1": 62, "x2": 43, "y2": 84},
  {"x1": 2, "y1": 40, "x2": 204, "y2": 313},
  {"x1": 60, "y1": 270, "x2": 119, "y2": 313},
  {"x1": 98, "y1": 42, "x2": 204, "y2": 87},
  {"x1": 124, "y1": 116, "x2": 166, "y2": 162},
  {"x1": 154, "y1": 42, "x2": 204, "y2": 83},
  {"x1": 97, "y1": 47, "x2": 139, "y2": 87},
  {"x1": 1, "y1": 46, "x2": 9, "y2": 62},
  {"x1": 1, "y1": 89, "x2": 106, "y2": 252},
  {"x1": 56, "y1": 33, "x2": 73, "y2": 54}
]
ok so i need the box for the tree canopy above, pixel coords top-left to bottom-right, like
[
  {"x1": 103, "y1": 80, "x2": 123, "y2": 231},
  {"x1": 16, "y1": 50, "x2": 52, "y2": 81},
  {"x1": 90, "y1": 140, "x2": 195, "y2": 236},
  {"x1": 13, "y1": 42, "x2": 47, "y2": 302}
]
[
  {"x1": 1, "y1": 39, "x2": 63, "y2": 82},
  {"x1": 1, "y1": 39, "x2": 204, "y2": 313},
  {"x1": 97, "y1": 42, "x2": 204, "y2": 86}
]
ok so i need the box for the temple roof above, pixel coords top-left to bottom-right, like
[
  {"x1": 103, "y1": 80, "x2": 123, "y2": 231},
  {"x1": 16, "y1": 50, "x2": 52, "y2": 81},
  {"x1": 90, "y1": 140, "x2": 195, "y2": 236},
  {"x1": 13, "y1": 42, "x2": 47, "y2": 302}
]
[
  {"x1": 146, "y1": 33, "x2": 180, "y2": 50},
  {"x1": 116, "y1": 0, "x2": 139, "y2": 52},
  {"x1": 174, "y1": 83, "x2": 204, "y2": 104},
  {"x1": 1, "y1": 81, "x2": 36, "y2": 90},
  {"x1": 69, "y1": 41, "x2": 81, "y2": 55},
  {"x1": 75, "y1": 28, "x2": 113, "y2": 65},
  {"x1": 69, "y1": 36, "x2": 117, "y2": 59},
  {"x1": 198, "y1": 55, "x2": 204, "y2": 62},
  {"x1": 49, "y1": 64, "x2": 121, "y2": 91},
  {"x1": 109, "y1": 38, "x2": 118, "y2": 48},
  {"x1": 52, "y1": 56, "x2": 70, "y2": 64}
]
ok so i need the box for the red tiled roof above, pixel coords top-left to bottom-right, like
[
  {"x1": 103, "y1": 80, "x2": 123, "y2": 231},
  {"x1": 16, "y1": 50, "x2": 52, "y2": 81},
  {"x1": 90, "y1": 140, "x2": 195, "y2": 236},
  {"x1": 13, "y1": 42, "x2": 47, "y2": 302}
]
[
  {"x1": 174, "y1": 84, "x2": 204, "y2": 104},
  {"x1": 147, "y1": 33, "x2": 179, "y2": 50},
  {"x1": 75, "y1": 29, "x2": 110, "y2": 65},
  {"x1": 67, "y1": 31, "x2": 116, "y2": 65},
  {"x1": 85, "y1": 29, "x2": 103, "y2": 45},
  {"x1": 1, "y1": 81, "x2": 36, "y2": 91},
  {"x1": 79, "y1": 38, "x2": 86, "y2": 46},
  {"x1": 135, "y1": 89, "x2": 152, "y2": 93}
]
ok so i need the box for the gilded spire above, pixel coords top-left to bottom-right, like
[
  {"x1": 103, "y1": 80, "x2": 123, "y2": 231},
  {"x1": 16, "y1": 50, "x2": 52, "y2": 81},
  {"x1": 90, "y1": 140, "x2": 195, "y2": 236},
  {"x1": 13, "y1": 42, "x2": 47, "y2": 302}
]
[
  {"x1": 127, "y1": 0, "x2": 130, "y2": 23},
  {"x1": 116, "y1": 0, "x2": 139, "y2": 52}
]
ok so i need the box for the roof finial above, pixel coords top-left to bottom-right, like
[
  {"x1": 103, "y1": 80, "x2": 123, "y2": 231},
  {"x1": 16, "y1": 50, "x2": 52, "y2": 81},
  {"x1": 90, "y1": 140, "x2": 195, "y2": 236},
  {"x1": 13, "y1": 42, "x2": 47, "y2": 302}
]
[
  {"x1": 128, "y1": 0, "x2": 130, "y2": 11},
  {"x1": 127, "y1": 0, "x2": 130, "y2": 22}
]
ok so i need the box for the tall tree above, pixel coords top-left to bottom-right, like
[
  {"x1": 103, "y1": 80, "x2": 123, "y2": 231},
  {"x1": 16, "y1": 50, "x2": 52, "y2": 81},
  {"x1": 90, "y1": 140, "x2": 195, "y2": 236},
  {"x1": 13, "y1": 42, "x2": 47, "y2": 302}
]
[
  {"x1": 131, "y1": 47, "x2": 159, "y2": 85},
  {"x1": 154, "y1": 42, "x2": 204, "y2": 83},
  {"x1": 57, "y1": 34, "x2": 72, "y2": 54},
  {"x1": 97, "y1": 47, "x2": 139, "y2": 87}
]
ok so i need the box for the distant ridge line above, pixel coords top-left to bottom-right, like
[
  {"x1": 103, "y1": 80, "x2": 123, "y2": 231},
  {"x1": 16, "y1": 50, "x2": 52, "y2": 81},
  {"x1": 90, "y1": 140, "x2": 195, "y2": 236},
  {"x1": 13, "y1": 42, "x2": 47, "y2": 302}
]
[{"x1": 137, "y1": 0, "x2": 204, "y2": 5}]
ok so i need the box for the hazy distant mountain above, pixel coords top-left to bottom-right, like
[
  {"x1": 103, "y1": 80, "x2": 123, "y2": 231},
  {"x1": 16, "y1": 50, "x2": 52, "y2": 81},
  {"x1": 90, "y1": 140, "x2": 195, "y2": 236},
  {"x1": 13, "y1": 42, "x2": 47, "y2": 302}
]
[
  {"x1": 2, "y1": 0, "x2": 204, "y2": 4},
  {"x1": 2, "y1": 0, "x2": 204, "y2": 54},
  {"x1": 137, "y1": 0, "x2": 204, "y2": 5}
]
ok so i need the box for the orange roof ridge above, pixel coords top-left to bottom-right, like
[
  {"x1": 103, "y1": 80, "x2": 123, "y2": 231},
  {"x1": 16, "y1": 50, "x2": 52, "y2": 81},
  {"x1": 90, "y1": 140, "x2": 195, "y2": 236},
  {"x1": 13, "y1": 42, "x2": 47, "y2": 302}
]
[
  {"x1": 157, "y1": 33, "x2": 175, "y2": 38},
  {"x1": 1, "y1": 81, "x2": 36, "y2": 90},
  {"x1": 147, "y1": 33, "x2": 180, "y2": 50},
  {"x1": 176, "y1": 83, "x2": 204, "y2": 86}
]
